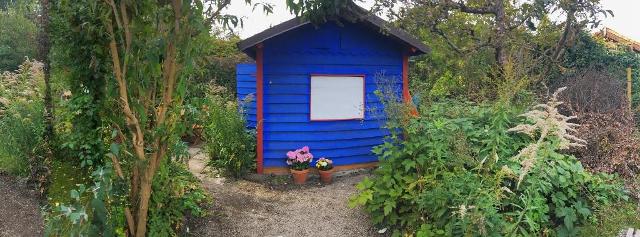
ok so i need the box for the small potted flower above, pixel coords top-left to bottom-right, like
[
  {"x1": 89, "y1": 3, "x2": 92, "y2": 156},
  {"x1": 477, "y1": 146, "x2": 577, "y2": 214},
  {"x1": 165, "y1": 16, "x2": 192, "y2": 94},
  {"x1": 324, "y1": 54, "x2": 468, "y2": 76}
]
[
  {"x1": 286, "y1": 146, "x2": 313, "y2": 184},
  {"x1": 316, "y1": 157, "x2": 334, "y2": 184}
]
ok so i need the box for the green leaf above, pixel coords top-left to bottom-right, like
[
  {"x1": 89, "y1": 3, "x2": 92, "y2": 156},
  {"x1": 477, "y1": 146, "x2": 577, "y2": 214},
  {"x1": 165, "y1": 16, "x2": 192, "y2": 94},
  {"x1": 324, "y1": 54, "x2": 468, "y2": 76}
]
[
  {"x1": 383, "y1": 199, "x2": 396, "y2": 216},
  {"x1": 70, "y1": 190, "x2": 80, "y2": 200},
  {"x1": 563, "y1": 209, "x2": 577, "y2": 230},
  {"x1": 401, "y1": 159, "x2": 416, "y2": 172},
  {"x1": 110, "y1": 143, "x2": 120, "y2": 155}
]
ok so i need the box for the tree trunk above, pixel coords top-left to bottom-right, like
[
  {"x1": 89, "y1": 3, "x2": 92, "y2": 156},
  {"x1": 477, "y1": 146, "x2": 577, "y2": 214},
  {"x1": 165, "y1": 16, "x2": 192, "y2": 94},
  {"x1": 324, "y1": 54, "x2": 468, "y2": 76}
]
[
  {"x1": 134, "y1": 167, "x2": 154, "y2": 237},
  {"x1": 493, "y1": 0, "x2": 508, "y2": 69},
  {"x1": 35, "y1": 0, "x2": 53, "y2": 196},
  {"x1": 553, "y1": 7, "x2": 576, "y2": 61},
  {"x1": 103, "y1": 1, "x2": 188, "y2": 235}
]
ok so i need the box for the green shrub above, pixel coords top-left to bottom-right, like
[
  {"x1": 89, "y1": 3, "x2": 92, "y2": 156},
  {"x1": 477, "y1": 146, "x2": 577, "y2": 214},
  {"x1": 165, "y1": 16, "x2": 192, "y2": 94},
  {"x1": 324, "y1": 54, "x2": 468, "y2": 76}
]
[
  {"x1": 203, "y1": 92, "x2": 255, "y2": 178},
  {"x1": 45, "y1": 139, "x2": 208, "y2": 236},
  {"x1": 351, "y1": 94, "x2": 626, "y2": 236},
  {"x1": 148, "y1": 161, "x2": 210, "y2": 236},
  {"x1": 0, "y1": 101, "x2": 44, "y2": 175},
  {"x1": 0, "y1": 11, "x2": 37, "y2": 72}
]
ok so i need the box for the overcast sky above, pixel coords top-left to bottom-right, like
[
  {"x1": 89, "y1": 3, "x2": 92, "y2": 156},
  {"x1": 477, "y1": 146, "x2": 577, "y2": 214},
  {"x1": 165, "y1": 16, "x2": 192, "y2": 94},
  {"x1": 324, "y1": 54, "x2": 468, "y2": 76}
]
[{"x1": 225, "y1": 0, "x2": 639, "y2": 42}]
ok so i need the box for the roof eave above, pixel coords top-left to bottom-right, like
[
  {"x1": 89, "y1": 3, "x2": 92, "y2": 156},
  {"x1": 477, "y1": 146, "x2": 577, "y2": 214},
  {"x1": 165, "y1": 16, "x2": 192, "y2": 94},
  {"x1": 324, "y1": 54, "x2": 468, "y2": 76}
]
[{"x1": 237, "y1": 7, "x2": 430, "y2": 58}]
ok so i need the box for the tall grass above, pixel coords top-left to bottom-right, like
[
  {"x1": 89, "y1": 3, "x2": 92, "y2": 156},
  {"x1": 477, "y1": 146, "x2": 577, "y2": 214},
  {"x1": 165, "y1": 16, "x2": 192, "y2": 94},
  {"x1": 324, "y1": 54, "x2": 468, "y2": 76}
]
[
  {"x1": 0, "y1": 101, "x2": 44, "y2": 176},
  {"x1": 0, "y1": 60, "x2": 44, "y2": 176}
]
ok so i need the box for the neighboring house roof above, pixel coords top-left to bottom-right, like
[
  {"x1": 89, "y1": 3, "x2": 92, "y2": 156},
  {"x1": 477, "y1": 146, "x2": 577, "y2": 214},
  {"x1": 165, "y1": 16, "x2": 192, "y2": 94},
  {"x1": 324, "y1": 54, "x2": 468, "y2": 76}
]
[
  {"x1": 594, "y1": 27, "x2": 640, "y2": 53},
  {"x1": 237, "y1": 4, "x2": 429, "y2": 58}
]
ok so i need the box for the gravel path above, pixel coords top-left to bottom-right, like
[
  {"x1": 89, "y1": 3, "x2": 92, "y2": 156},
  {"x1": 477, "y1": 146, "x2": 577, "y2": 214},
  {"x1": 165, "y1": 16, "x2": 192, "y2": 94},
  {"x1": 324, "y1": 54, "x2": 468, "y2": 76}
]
[
  {"x1": 185, "y1": 148, "x2": 381, "y2": 237},
  {"x1": 0, "y1": 174, "x2": 44, "y2": 237}
]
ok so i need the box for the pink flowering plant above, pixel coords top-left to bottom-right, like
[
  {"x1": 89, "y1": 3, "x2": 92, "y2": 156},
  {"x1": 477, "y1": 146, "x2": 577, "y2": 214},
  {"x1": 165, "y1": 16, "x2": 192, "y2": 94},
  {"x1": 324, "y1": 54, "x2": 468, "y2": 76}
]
[
  {"x1": 286, "y1": 146, "x2": 314, "y2": 170},
  {"x1": 315, "y1": 157, "x2": 333, "y2": 171}
]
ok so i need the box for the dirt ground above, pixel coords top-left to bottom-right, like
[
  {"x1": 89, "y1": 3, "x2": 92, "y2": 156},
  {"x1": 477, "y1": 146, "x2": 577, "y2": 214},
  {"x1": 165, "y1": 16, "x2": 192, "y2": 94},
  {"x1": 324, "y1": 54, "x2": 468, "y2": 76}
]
[
  {"x1": 185, "y1": 148, "x2": 383, "y2": 237},
  {"x1": 0, "y1": 174, "x2": 44, "y2": 237}
]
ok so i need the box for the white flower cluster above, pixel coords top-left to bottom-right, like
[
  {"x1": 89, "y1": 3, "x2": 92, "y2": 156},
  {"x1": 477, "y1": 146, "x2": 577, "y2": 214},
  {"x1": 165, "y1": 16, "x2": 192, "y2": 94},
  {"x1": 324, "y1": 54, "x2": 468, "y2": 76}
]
[
  {"x1": 508, "y1": 87, "x2": 586, "y2": 186},
  {"x1": 0, "y1": 59, "x2": 44, "y2": 113}
]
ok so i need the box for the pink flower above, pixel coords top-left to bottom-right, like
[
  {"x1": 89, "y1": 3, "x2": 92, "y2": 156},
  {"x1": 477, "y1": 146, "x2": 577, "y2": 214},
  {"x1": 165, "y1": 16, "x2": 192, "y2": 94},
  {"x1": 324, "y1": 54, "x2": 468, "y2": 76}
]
[{"x1": 285, "y1": 146, "x2": 314, "y2": 166}]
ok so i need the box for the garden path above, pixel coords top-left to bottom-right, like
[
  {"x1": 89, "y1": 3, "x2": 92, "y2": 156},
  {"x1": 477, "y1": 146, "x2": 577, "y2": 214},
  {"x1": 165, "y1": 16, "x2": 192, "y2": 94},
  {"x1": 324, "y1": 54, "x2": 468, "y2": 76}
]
[
  {"x1": 0, "y1": 174, "x2": 43, "y2": 237},
  {"x1": 185, "y1": 147, "x2": 382, "y2": 237}
]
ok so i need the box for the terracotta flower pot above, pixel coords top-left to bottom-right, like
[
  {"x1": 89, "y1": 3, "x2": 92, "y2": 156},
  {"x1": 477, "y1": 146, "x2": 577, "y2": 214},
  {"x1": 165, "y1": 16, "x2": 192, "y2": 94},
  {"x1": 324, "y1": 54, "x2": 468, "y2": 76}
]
[
  {"x1": 319, "y1": 169, "x2": 333, "y2": 184},
  {"x1": 290, "y1": 169, "x2": 309, "y2": 184}
]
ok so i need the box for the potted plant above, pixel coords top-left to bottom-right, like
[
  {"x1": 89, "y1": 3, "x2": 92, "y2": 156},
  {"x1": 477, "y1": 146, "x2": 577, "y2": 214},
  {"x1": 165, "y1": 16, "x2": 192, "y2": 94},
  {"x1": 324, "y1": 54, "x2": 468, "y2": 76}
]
[
  {"x1": 286, "y1": 146, "x2": 313, "y2": 184},
  {"x1": 316, "y1": 157, "x2": 334, "y2": 184}
]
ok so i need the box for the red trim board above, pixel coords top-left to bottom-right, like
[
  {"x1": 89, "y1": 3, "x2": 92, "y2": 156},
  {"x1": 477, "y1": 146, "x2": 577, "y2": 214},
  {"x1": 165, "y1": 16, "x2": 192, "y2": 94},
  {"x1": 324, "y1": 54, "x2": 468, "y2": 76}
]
[
  {"x1": 403, "y1": 51, "x2": 419, "y2": 116},
  {"x1": 256, "y1": 44, "x2": 264, "y2": 174},
  {"x1": 263, "y1": 162, "x2": 379, "y2": 175}
]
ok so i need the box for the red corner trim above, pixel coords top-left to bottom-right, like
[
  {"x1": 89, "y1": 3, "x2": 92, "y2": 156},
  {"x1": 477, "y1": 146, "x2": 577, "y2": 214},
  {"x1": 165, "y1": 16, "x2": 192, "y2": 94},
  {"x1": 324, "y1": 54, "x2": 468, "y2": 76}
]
[
  {"x1": 403, "y1": 52, "x2": 418, "y2": 116},
  {"x1": 256, "y1": 43, "x2": 264, "y2": 174},
  {"x1": 402, "y1": 52, "x2": 410, "y2": 103}
]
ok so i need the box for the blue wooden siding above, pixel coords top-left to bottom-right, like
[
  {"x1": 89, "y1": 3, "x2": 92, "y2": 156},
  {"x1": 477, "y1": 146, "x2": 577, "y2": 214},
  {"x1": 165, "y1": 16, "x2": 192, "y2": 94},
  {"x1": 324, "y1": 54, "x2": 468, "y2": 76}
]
[
  {"x1": 236, "y1": 64, "x2": 257, "y2": 128},
  {"x1": 241, "y1": 21, "x2": 405, "y2": 168}
]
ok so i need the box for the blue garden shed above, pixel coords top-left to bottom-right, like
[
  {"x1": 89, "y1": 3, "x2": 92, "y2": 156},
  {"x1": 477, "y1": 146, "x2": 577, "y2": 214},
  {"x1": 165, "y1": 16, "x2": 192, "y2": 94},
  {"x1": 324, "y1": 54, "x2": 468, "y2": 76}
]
[{"x1": 236, "y1": 5, "x2": 429, "y2": 174}]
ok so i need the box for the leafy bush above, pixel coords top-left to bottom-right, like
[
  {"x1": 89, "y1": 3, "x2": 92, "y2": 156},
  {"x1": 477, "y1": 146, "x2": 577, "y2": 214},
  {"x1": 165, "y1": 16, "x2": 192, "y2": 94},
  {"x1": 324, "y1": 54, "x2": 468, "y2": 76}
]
[
  {"x1": 351, "y1": 92, "x2": 626, "y2": 236},
  {"x1": 0, "y1": 10, "x2": 37, "y2": 72},
  {"x1": 203, "y1": 91, "x2": 255, "y2": 178},
  {"x1": 189, "y1": 34, "x2": 249, "y2": 99},
  {"x1": 148, "y1": 161, "x2": 209, "y2": 236}
]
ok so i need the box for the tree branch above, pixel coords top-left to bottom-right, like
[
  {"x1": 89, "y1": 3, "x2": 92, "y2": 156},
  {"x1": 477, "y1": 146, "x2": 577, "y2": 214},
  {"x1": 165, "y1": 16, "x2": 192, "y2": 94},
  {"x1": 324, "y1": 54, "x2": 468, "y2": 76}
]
[
  {"x1": 443, "y1": 0, "x2": 496, "y2": 15},
  {"x1": 105, "y1": 19, "x2": 145, "y2": 162},
  {"x1": 431, "y1": 22, "x2": 493, "y2": 55},
  {"x1": 204, "y1": 0, "x2": 231, "y2": 26}
]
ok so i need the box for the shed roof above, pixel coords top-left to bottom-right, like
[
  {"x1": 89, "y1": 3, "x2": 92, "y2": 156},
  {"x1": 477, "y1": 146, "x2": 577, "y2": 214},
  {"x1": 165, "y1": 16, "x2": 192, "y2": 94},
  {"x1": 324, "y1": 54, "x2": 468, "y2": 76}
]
[
  {"x1": 238, "y1": 4, "x2": 429, "y2": 58},
  {"x1": 594, "y1": 27, "x2": 640, "y2": 53}
]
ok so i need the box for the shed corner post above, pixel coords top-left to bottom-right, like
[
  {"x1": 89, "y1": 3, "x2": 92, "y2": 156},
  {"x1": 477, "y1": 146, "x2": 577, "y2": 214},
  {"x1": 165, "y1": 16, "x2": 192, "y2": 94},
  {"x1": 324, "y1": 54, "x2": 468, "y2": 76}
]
[
  {"x1": 256, "y1": 43, "x2": 265, "y2": 174},
  {"x1": 403, "y1": 48, "x2": 418, "y2": 117}
]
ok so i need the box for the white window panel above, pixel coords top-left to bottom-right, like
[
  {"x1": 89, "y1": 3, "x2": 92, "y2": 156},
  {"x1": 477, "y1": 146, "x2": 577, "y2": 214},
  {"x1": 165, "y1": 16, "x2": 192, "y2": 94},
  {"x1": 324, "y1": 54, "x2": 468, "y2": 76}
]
[{"x1": 310, "y1": 75, "x2": 365, "y2": 121}]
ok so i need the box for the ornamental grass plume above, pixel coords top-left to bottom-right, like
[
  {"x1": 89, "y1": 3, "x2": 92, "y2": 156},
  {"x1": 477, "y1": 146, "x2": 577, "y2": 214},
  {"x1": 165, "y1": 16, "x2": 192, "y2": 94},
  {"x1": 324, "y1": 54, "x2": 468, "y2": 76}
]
[{"x1": 508, "y1": 87, "x2": 586, "y2": 187}]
